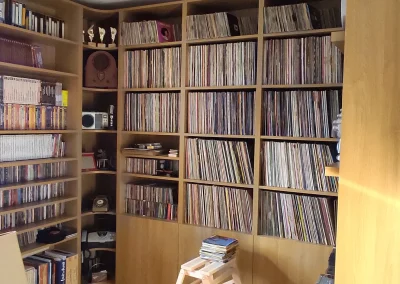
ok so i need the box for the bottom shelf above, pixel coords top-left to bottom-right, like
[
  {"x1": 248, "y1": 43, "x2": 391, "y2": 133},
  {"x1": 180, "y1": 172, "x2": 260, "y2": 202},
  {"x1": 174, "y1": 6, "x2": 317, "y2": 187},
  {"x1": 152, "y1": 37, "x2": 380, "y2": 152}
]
[{"x1": 21, "y1": 235, "x2": 78, "y2": 258}]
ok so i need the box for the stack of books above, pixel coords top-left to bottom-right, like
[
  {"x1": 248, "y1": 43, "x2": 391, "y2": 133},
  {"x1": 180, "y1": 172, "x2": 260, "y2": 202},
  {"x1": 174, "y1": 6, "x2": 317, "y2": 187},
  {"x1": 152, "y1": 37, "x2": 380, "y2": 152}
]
[{"x1": 200, "y1": 235, "x2": 238, "y2": 263}]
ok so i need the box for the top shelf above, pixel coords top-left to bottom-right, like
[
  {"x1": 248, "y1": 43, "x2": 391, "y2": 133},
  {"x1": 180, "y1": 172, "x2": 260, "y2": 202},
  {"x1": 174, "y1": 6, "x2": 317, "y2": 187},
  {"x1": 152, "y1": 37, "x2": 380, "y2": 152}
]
[{"x1": 264, "y1": 28, "x2": 344, "y2": 39}]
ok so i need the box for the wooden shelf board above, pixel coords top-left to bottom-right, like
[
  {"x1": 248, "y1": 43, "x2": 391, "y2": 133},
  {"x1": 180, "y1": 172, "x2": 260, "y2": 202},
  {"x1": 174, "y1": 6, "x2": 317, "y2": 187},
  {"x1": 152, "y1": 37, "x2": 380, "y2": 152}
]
[
  {"x1": 122, "y1": 131, "x2": 180, "y2": 136},
  {"x1": 0, "y1": 23, "x2": 78, "y2": 47},
  {"x1": 184, "y1": 179, "x2": 254, "y2": 189},
  {"x1": 123, "y1": 173, "x2": 179, "y2": 181},
  {"x1": 325, "y1": 162, "x2": 340, "y2": 177},
  {"x1": 259, "y1": 186, "x2": 338, "y2": 197},
  {"x1": 331, "y1": 31, "x2": 345, "y2": 53},
  {"x1": 83, "y1": 44, "x2": 118, "y2": 51},
  {"x1": 83, "y1": 87, "x2": 118, "y2": 92},
  {"x1": 184, "y1": 133, "x2": 255, "y2": 139},
  {"x1": 255, "y1": 234, "x2": 335, "y2": 247},
  {"x1": 0, "y1": 157, "x2": 77, "y2": 168},
  {"x1": 120, "y1": 1, "x2": 182, "y2": 17},
  {"x1": 264, "y1": 27, "x2": 344, "y2": 38},
  {"x1": 89, "y1": 248, "x2": 116, "y2": 252},
  {"x1": 261, "y1": 136, "x2": 339, "y2": 142},
  {"x1": 0, "y1": 177, "x2": 77, "y2": 192},
  {"x1": 122, "y1": 41, "x2": 182, "y2": 50},
  {"x1": 21, "y1": 235, "x2": 78, "y2": 258},
  {"x1": 0, "y1": 62, "x2": 78, "y2": 79},
  {"x1": 121, "y1": 213, "x2": 177, "y2": 224},
  {"x1": 186, "y1": 85, "x2": 257, "y2": 91},
  {"x1": 0, "y1": 130, "x2": 77, "y2": 134},
  {"x1": 181, "y1": 223, "x2": 252, "y2": 236},
  {"x1": 187, "y1": 34, "x2": 258, "y2": 45},
  {"x1": 83, "y1": 130, "x2": 118, "y2": 134},
  {"x1": 0, "y1": 196, "x2": 77, "y2": 216},
  {"x1": 82, "y1": 170, "x2": 117, "y2": 175},
  {"x1": 262, "y1": 83, "x2": 343, "y2": 89},
  {"x1": 123, "y1": 154, "x2": 180, "y2": 161},
  {"x1": 81, "y1": 211, "x2": 116, "y2": 217},
  {"x1": 123, "y1": 88, "x2": 181, "y2": 92}
]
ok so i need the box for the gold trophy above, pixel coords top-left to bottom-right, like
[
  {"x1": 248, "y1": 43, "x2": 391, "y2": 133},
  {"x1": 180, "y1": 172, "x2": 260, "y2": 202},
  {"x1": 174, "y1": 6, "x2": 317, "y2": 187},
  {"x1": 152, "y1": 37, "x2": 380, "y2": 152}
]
[
  {"x1": 109, "y1": 27, "x2": 117, "y2": 48},
  {"x1": 87, "y1": 25, "x2": 96, "y2": 47},
  {"x1": 98, "y1": 27, "x2": 106, "y2": 48}
]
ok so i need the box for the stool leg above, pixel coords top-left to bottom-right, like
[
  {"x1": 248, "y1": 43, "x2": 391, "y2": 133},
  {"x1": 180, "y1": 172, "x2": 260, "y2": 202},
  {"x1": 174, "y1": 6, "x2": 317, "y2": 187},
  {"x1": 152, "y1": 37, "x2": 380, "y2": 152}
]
[
  {"x1": 202, "y1": 276, "x2": 213, "y2": 284},
  {"x1": 231, "y1": 263, "x2": 242, "y2": 284},
  {"x1": 176, "y1": 269, "x2": 186, "y2": 284}
]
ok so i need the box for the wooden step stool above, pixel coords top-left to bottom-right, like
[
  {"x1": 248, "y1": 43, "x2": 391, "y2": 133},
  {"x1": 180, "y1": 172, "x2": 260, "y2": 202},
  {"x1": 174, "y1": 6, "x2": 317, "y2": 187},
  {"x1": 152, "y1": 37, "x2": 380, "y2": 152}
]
[{"x1": 176, "y1": 257, "x2": 242, "y2": 284}]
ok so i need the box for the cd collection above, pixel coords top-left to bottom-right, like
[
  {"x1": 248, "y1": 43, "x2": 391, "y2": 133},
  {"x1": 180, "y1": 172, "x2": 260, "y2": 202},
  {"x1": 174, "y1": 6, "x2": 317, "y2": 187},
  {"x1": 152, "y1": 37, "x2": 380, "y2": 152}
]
[
  {"x1": 263, "y1": 36, "x2": 343, "y2": 84},
  {"x1": 0, "y1": 37, "x2": 43, "y2": 68},
  {"x1": 186, "y1": 138, "x2": 254, "y2": 184},
  {"x1": 126, "y1": 158, "x2": 158, "y2": 175},
  {"x1": 261, "y1": 141, "x2": 338, "y2": 192},
  {"x1": 125, "y1": 199, "x2": 177, "y2": 221},
  {"x1": 186, "y1": 183, "x2": 252, "y2": 233},
  {"x1": 124, "y1": 47, "x2": 181, "y2": 88},
  {"x1": 124, "y1": 92, "x2": 180, "y2": 132},
  {"x1": 188, "y1": 42, "x2": 257, "y2": 87},
  {"x1": 259, "y1": 191, "x2": 336, "y2": 245},
  {"x1": 262, "y1": 90, "x2": 341, "y2": 137},
  {"x1": 187, "y1": 91, "x2": 254, "y2": 135}
]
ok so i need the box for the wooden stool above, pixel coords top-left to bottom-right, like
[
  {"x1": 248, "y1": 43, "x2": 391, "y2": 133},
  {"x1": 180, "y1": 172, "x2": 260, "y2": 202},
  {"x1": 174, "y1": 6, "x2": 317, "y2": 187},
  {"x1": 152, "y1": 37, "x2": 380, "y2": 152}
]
[{"x1": 176, "y1": 257, "x2": 242, "y2": 284}]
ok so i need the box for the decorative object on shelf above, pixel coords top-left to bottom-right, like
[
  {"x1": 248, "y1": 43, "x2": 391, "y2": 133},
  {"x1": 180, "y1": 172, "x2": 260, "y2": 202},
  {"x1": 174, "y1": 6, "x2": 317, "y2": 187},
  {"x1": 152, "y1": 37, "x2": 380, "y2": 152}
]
[
  {"x1": 88, "y1": 24, "x2": 96, "y2": 46},
  {"x1": 85, "y1": 51, "x2": 118, "y2": 88},
  {"x1": 109, "y1": 27, "x2": 117, "y2": 47},
  {"x1": 168, "y1": 149, "x2": 178, "y2": 158},
  {"x1": 82, "y1": 230, "x2": 116, "y2": 250},
  {"x1": 92, "y1": 196, "x2": 110, "y2": 212},
  {"x1": 36, "y1": 227, "x2": 67, "y2": 244},
  {"x1": 82, "y1": 152, "x2": 97, "y2": 171},
  {"x1": 98, "y1": 27, "x2": 106, "y2": 48},
  {"x1": 82, "y1": 112, "x2": 109, "y2": 129},
  {"x1": 95, "y1": 149, "x2": 115, "y2": 170}
]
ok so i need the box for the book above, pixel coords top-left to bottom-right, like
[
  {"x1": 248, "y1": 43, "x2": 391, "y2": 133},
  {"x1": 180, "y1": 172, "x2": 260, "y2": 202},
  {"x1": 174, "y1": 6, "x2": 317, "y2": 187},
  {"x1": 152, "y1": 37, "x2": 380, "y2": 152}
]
[{"x1": 199, "y1": 235, "x2": 238, "y2": 262}]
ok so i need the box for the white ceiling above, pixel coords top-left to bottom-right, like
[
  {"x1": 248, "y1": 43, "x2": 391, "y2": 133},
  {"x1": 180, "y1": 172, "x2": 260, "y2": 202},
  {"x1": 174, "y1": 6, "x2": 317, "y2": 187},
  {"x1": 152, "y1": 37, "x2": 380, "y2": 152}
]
[{"x1": 75, "y1": 0, "x2": 174, "y2": 9}]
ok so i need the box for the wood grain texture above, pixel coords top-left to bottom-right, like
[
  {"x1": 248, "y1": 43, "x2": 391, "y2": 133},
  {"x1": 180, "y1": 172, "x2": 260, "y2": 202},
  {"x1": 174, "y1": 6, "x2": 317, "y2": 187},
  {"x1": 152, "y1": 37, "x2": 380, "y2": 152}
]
[
  {"x1": 116, "y1": 215, "x2": 179, "y2": 284},
  {"x1": 335, "y1": 0, "x2": 400, "y2": 282}
]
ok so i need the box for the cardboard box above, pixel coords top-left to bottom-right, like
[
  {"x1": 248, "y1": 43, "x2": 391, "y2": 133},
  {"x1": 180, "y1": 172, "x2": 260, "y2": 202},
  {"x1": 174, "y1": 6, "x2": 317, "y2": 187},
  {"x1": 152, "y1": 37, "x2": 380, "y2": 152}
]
[{"x1": 0, "y1": 232, "x2": 27, "y2": 284}]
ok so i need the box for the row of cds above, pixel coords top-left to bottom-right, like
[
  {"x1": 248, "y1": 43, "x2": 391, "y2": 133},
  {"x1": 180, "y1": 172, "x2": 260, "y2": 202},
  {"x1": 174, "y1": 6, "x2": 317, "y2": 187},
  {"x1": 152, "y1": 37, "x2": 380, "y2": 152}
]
[
  {"x1": 186, "y1": 138, "x2": 254, "y2": 184},
  {"x1": 0, "y1": 203, "x2": 65, "y2": 230},
  {"x1": 124, "y1": 48, "x2": 181, "y2": 88},
  {"x1": 187, "y1": 92, "x2": 254, "y2": 135},
  {"x1": 261, "y1": 141, "x2": 338, "y2": 192},
  {"x1": 124, "y1": 92, "x2": 180, "y2": 132},
  {"x1": 262, "y1": 90, "x2": 341, "y2": 138},
  {"x1": 186, "y1": 184, "x2": 253, "y2": 233},
  {"x1": 0, "y1": 162, "x2": 67, "y2": 185},
  {"x1": 259, "y1": 191, "x2": 336, "y2": 245},
  {"x1": 0, "y1": 183, "x2": 65, "y2": 208},
  {"x1": 263, "y1": 36, "x2": 343, "y2": 84},
  {"x1": 126, "y1": 158, "x2": 158, "y2": 176},
  {"x1": 188, "y1": 42, "x2": 257, "y2": 87},
  {"x1": 125, "y1": 199, "x2": 178, "y2": 221}
]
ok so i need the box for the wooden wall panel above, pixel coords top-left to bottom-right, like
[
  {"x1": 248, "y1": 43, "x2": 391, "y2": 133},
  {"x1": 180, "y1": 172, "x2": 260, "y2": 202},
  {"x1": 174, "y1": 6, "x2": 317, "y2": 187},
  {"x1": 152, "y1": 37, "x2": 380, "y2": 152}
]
[
  {"x1": 253, "y1": 236, "x2": 332, "y2": 284},
  {"x1": 116, "y1": 215, "x2": 179, "y2": 284},
  {"x1": 178, "y1": 224, "x2": 254, "y2": 284},
  {"x1": 335, "y1": 0, "x2": 400, "y2": 282}
]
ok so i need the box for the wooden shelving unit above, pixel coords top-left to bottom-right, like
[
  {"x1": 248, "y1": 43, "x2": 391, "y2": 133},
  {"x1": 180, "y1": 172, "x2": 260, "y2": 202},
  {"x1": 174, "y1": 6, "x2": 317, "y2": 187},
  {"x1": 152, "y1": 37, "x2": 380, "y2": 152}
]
[
  {"x1": 325, "y1": 162, "x2": 340, "y2": 177},
  {"x1": 331, "y1": 31, "x2": 345, "y2": 53}
]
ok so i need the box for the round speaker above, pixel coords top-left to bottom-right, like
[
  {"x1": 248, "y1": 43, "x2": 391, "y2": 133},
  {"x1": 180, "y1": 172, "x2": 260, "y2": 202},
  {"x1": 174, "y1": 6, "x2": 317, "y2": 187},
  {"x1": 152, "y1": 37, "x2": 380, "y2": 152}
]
[
  {"x1": 92, "y1": 53, "x2": 110, "y2": 71},
  {"x1": 82, "y1": 114, "x2": 94, "y2": 128}
]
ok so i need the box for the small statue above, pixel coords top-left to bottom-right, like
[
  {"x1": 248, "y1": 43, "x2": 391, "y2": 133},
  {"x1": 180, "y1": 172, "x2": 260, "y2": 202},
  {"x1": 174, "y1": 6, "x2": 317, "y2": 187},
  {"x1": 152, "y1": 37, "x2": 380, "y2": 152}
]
[
  {"x1": 98, "y1": 27, "x2": 106, "y2": 48},
  {"x1": 109, "y1": 27, "x2": 117, "y2": 47},
  {"x1": 87, "y1": 25, "x2": 95, "y2": 46}
]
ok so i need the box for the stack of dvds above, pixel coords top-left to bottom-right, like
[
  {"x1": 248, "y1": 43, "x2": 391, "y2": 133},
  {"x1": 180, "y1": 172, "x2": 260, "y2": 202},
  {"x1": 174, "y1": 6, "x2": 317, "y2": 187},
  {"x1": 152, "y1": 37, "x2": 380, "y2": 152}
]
[
  {"x1": 0, "y1": 134, "x2": 65, "y2": 162},
  {"x1": 262, "y1": 90, "x2": 341, "y2": 137},
  {"x1": 124, "y1": 47, "x2": 181, "y2": 88},
  {"x1": 186, "y1": 138, "x2": 254, "y2": 184},
  {"x1": 199, "y1": 235, "x2": 238, "y2": 263},
  {"x1": 264, "y1": 3, "x2": 340, "y2": 33},
  {"x1": 121, "y1": 21, "x2": 181, "y2": 45},
  {"x1": 188, "y1": 42, "x2": 257, "y2": 87},
  {"x1": 259, "y1": 191, "x2": 336, "y2": 245},
  {"x1": 261, "y1": 141, "x2": 338, "y2": 192},
  {"x1": 187, "y1": 91, "x2": 254, "y2": 135},
  {"x1": 0, "y1": 161, "x2": 67, "y2": 185},
  {"x1": 124, "y1": 92, "x2": 180, "y2": 132},
  {"x1": 186, "y1": 184, "x2": 252, "y2": 233},
  {"x1": 263, "y1": 36, "x2": 343, "y2": 84},
  {"x1": 125, "y1": 182, "x2": 178, "y2": 221}
]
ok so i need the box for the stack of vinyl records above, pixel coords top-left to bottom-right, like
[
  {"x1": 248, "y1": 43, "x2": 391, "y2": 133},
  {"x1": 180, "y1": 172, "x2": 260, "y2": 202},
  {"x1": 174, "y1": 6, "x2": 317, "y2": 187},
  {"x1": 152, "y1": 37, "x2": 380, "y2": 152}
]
[{"x1": 200, "y1": 235, "x2": 238, "y2": 263}]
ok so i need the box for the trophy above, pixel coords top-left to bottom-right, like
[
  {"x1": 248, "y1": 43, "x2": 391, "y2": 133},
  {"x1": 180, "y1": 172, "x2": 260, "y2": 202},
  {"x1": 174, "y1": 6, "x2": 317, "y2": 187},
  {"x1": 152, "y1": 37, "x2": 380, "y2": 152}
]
[
  {"x1": 109, "y1": 27, "x2": 117, "y2": 48},
  {"x1": 87, "y1": 25, "x2": 96, "y2": 46},
  {"x1": 98, "y1": 27, "x2": 106, "y2": 48}
]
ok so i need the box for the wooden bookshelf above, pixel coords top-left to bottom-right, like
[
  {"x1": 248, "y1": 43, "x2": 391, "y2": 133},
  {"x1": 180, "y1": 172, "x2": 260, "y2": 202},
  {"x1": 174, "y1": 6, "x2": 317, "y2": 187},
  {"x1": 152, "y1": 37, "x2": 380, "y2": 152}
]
[
  {"x1": 263, "y1": 27, "x2": 344, "y2": 38},
  {"x1": 123, "y1": 154, "x2": 180, "y2": 161},
  {"x1": 187, "y1": 34, "x2": 258, "y2": 45},
  {"x1": 83, "y1": 87, "x2": 118, "y2": 92},
  {"x1": 20, "y1": 236, "x2": 78, "y2": 258},
  {"x1": 262, "y1": 83, "x2": 343, "y2": 89},
  {"x1": 184, "y1": 179, "x2": 254, "y2": 189},
  {"x1": 0, "y1": 130, "x2": 78, "y2": 134},
  {"x1": 83, "y1": 44, "x2": 119, "y2": 51},
  {"x1": 82, "y1": 170, "x2": 117, "y2": 175},
  {"x1": 259, "y1": 186, "x2": 339, "y2": 197},
  {"x1": 81, "y1": 211, "x2": 117, "y2": 217},
  {"x1": 325, "y1": 162, "x2": 340, "y2": 177},
  {"x1": 331, "y1": 31, "x2": 345, "y2": 53},
  {"x1": 0, "y1": 157, "x2": 77, "y2": 167},
  {"x1": 0, "y1": 177, "x2": 78, "y2": 192},
  {"x1": 124, "y1": 173, "x2": 179, "y2": 182},
  {"x1": 122, "y1": 41, "x2": 183, "y2": 50},
  {"x1": 261, "y1": 136, "x2": 339, "y2": 142},
  {"x1": 0, "y1": 62, "x2": 78, "y2": 79},
  {"x1": 83, "y1": 130, "x2": 118, "y2": 134},
  {"x1": 0, "y1": 196, "x2": 77, "y2": 215}
]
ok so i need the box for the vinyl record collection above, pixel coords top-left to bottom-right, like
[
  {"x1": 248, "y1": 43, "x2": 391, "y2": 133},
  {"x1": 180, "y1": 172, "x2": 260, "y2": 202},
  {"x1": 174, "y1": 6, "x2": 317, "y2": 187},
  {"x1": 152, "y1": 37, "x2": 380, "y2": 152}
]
[
  {"x1": 188, "y1": 42, "x2": 257, "y2": 87},
  {"x1": 0, "y1": 134, "x2": 66, "y2": 162},
  {"x1": 121, "y1": 21, "x2": 181, "y2": 45},
  {"x1": 264, "y1": 3, "x2": 340, "y2": 33},
  {"x1": 186, "y1": 184, "x2": 252, "y2": 233},
  {"x1": 125, "y1": 182, "x2": 177, "y2": 220},
  {"x1": 0, "y1": 161, "x2": 67, "y2": 185},
  {"x1": 239, "y1": 16, "x2": 258, "y2": 36},
  {"x1": 187, "y1": 91, "x2": 254, "y2": 135},
  {"x1": 126, "y1": 158, "x2": 178, "y2": 176},
  {"x1": 261, "y1": 141, "x2": 338, "y2": 192},
  {"x1": 124, "y1": 92, "x2": 180, "y2": 132},
  {"x1": 259, "y1": 191, "x2": 336, "y2": 245},
  {"x1": 0, "y1": 37, "x2": 43, "y2": 68},
  {"x1": 124, "y1": 47, "x2": 181, "y2": 88},
  {"x1": 0, "y1": 203, "x2": 65, "y2": 230},
  {"x1": 263, "y1": 36, "x2": 343, "y2": 84},
  {"x1": 186, "y1": 138, "x2": 254, "y2": 184},
  {"x1": 200, "y1": 235, "x2": 238, "y2": 263},
  {"x1": 262, "y1": 90, "x2": 341, "y2": 137},
  {"x1": 0, "y1": 182, "x2": 65, "y2": 209}
]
